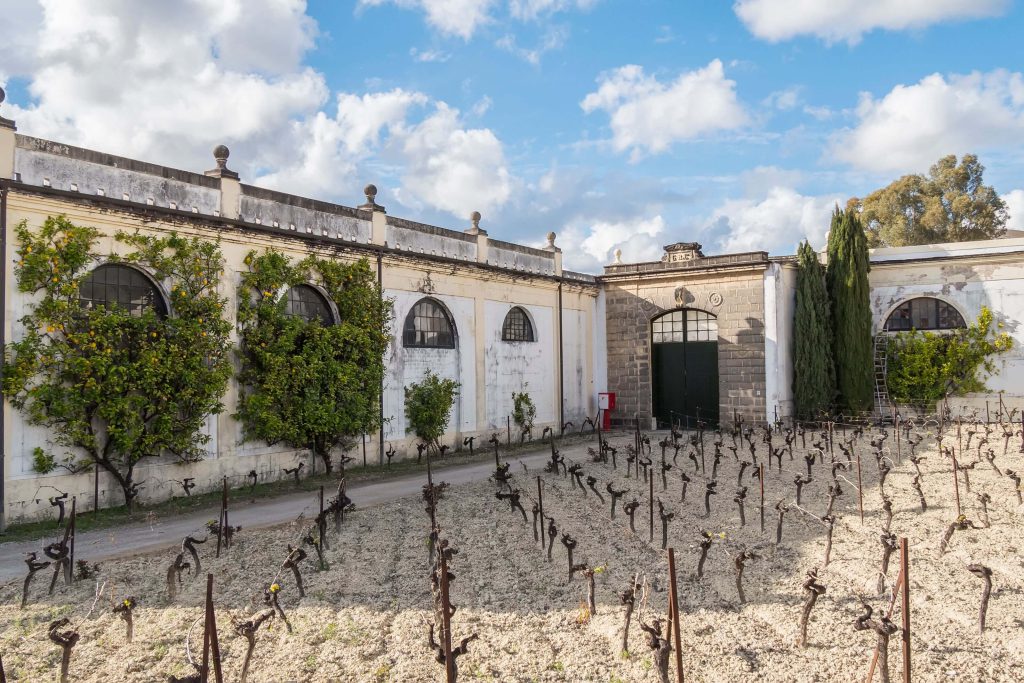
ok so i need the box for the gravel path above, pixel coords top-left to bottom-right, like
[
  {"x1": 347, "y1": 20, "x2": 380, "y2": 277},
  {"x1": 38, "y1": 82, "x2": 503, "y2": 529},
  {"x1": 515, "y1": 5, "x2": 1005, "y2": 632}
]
[{"x1": 0, "y1": 447, "x2": 559, "y2": 583}]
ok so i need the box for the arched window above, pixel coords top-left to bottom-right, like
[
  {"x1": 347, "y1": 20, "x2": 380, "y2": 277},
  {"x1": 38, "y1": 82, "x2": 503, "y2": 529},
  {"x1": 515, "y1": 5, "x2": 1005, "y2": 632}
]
[
  {"x1": 652, "y1": 309, "x2": 717, "y2": 344},
  {"x1": 403, "y1": 297, "x2": 456, "y2": 348},
  {"x1": 284, "y1": 284, "x2": 334, "y2": 325},
  {"x1": 78, "y1": 264, "x2": 167, "y2": 318},
  {"x1": 883, "y1": 297, "x2": 965, "y2": 332},
  {"x1": 502, "y1": 306, "x2": 535, "y2": 342}
]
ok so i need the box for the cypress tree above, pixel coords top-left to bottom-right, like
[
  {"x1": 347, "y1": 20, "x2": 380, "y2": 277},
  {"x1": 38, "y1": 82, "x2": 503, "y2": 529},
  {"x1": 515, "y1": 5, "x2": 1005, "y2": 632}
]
[
  {"x1": 825, "y1": 207, "x2": 874, "y2": 413},
  {"x1": 793, "y1": 241, "x2": 835, "y2": 419}
]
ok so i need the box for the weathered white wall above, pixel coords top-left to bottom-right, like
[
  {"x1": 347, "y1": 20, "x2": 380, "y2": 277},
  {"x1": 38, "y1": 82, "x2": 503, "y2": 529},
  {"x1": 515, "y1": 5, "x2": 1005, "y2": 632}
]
[
  {"x1": 2, "y1": 135, "x2": 601, "y2": 522},
  {"x1": 869, "y1": 239, "x2": 1024, "y2": 397},
  {"x1": 483, "y1": 301, "x2": 554, "y2": 429},
  {"x1": 383, "y1": 290, "x2": 475, "y2": 443},
  {"x1": 560, "y1": 307, "x2": 589, "y2": 425},
  {"x1": 764, "y1": 261, "x2": 796, "y2": 421}
]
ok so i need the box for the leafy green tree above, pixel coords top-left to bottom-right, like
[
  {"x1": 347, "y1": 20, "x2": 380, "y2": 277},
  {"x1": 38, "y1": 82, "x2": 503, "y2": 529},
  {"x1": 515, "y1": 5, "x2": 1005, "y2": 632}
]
[
  {"x1": 235, "y1": 250, "x2": 391, "y2": 474},
  {"x1": 404, "y1": 372, "x2": 460, "y2": 452},
  {"x1": 885, "y1": 307, "x2": 1012, "y2": 407},
  {"x1": 792, "y1": 241, "x2": 836, "y2": 419},
  {"x1": 826, "y1": 208, "x2": 874, "y2": 413},
  {"x1": 850, "y1": 154, "x2": 1008, "y2": 247},
  {"x1": 2, "y1": 217, "x2": 233, "y2": 508}
]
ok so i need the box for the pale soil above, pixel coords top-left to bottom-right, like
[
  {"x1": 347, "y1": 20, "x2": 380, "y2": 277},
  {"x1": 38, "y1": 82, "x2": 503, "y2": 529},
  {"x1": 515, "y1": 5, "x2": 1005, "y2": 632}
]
[{"x1": 2, "y1": 427, "x2": 1023, "y2": 682}]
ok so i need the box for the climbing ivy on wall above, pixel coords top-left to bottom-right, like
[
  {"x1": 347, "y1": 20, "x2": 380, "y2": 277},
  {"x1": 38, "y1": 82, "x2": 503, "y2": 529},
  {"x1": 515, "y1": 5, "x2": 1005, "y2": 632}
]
[
  {"x1": 2, "y1": 216, "x2": 233, "y2": 508},
  {"x1": 235, "y1": 249, "x2": 391, "y2": 474},
  {"x1": 885, "y1": 306, "x2": 1012, "y2": 407}
]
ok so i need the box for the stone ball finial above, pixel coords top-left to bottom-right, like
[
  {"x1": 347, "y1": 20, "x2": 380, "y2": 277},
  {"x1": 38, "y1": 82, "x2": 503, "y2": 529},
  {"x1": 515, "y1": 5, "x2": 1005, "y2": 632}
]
[
  {"x1": 471, "y1": 210, "x2": 481, "y2": 224},
  {"x1": 614, "y1": 248, "x2": 623, "y2": 264},
  {"x1": 364, "y1": 184, "x2": 377, "y2": 201},
  {"x1": 213, "y1": 144, "x2": 230, "y2": 168},
  {"x1": 0, "y1": 87, "x2": 5, "y2": 105},
  {"x1": 546, "y1": 231, "x2": 556, "y2": 247}
]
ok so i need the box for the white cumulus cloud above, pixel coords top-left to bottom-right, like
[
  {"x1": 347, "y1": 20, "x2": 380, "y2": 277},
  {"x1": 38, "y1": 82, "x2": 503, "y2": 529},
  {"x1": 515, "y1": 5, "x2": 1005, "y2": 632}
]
[
  {"x1": 734, "y1": 0, "x2": 1008, "y2": 44},
  {"x1": 558, "y1": 215, "x2": 667, "y2": 273},
  {"x1": 580, "y1": 60, "x2": 748, "y2": 157},
  {"x1": 508, "y1": 0, "x2": 597, "y2": 21},
  {"x1": 398, "y1": 103, "x2": 512, "y2": 217},
  {"x1": 1, "y1": 0, "x2": 515, "y2": 222},
  {"x1": 358, "y1": 0, "x2": 495, "y2": 40},
  {"x1": 1005, "y1": 189, "x2": 1024, "y2": 233},
  {"x1": 831, "y1": 69, "x2": 1024, "y2": 174},
  {"x1": 704, "y1": 186, "x2": 841, "y2": 254},
  {"x1": 2, "y1": 0, "x2": 327, "y2": 172}
]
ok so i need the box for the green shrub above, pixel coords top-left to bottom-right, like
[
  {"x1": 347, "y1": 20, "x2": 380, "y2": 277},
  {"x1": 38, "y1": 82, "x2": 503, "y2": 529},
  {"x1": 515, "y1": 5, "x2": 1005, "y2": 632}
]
[
  {"x1": 885, "y1": 306, "x2": 1012, "y2": 407},
  {"x1": 404, "y1": 372, "x2": 459, "y2": 451},
  {"x1": 512, "y1": 390, "x2": 536, "y2": 442}
]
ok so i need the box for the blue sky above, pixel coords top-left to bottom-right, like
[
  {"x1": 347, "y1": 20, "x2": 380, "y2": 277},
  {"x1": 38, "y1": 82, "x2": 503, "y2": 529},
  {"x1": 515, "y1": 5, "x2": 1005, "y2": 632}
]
[{"x1": 1, "y1": 0, "x2": 1022, "y2": 271}]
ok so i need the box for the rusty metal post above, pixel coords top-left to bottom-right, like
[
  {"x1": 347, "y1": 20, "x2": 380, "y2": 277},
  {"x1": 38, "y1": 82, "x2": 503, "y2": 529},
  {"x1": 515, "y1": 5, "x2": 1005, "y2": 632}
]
[
  {"x1": 900, "y1": 537, "x2": 910, "y2": 683},
  {"x1": 216, "y1": 479, "x2": 227, "y2": 557},
  {"x1": 865, "y1": 563, "x2": 905, "y2": 683},
  {"x1": 856, "y1": 451, "x2": 864, "y2": 525},
  {"x1": 200, "y1": 573, "x2": 223, "y2": 683},
  {"x1": 67, "y1": 497, "x2": 76, "y2": 584},
  {"x1": 649, "y1": 469, "x2": 654, "y2": 543},
  {"x1": 667, "y1": 548, "x2": 684, "y2": 682},
  {"x1": 759, "y1": 464, "x2": 765, "y2": 533},
  {"x1": 537, "y1": 476, "x2": 545, "y2": 550},
  {"x1": 951, "y1": 452, "x2": 962, "y2": 517},
  {"x1": 439, "y1": 546, "x2": 455, "y2": 683}
]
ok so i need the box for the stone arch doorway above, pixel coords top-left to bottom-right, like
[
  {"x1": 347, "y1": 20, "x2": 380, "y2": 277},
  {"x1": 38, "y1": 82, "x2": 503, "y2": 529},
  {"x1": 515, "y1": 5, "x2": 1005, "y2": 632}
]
[{"x1": 651, "y1": 308, "x2": 719, "y2": 427}]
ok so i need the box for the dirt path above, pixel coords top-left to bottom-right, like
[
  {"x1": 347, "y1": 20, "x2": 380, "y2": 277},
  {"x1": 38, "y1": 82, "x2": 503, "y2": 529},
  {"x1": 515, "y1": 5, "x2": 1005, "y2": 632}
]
[{"x1": 0, "y1": 447, "x2": 561, "y2": 584}]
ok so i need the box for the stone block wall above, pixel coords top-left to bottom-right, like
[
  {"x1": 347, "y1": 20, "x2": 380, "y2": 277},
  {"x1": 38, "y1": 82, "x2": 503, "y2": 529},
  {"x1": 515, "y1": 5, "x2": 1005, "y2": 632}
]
[{"x1": 603, "y1": 266, "x2": 768, "y2": 427}]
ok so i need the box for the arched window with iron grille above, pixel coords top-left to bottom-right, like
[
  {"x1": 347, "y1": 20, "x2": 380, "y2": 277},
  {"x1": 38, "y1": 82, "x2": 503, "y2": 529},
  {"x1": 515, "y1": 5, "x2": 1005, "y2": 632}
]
[
  {"x1": 883, "y1": 297, "x2": 965, "y2": 332},
  {"x1": 78, "y1": 264, "x2": 167, "y2": 318},
  {"x1": 284, "y1": 284, "x2": 335, "y2": 325},
  {"x1": 501, "y1": 306, "x2": 535, "y2": 342},
  {"x1": 403, "y1": 297, "x2": 456, "y2": 349}
]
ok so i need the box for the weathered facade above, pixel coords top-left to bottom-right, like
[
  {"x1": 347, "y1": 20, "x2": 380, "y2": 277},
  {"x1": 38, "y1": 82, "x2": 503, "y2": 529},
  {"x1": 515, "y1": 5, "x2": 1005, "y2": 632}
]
[
  {"x1": 2, "y1": 94, "x2": 1023, "y2": 524},
  {"x1": 0, "y1": 114, "x2": 602, "y2": 522},
  {"x1": 601, "y1": 244, "x2": 777, "y2": 429},
  {"x1": 604, "y1": 237, "x2": 1024, "y2": 432}
]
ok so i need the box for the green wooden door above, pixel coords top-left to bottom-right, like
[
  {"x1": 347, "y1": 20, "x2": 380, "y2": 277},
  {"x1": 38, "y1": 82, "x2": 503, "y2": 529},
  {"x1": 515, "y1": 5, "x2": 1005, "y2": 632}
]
[{"x1": 651, "y1": 309, "x2": 719, "y2": 427}]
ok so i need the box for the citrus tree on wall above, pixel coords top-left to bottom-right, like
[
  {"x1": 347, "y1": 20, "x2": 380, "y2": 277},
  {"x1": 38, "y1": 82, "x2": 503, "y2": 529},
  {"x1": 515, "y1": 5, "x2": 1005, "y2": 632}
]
[
  {"x1": 885, "y1": 307, "x2": 1012, "y2": 407},
  {"x1": 2, "y1": 216, "x2": 233, "y2": 508},
  {"x1": 235, "y1": 249, "x2": 391, "y2": 474}
]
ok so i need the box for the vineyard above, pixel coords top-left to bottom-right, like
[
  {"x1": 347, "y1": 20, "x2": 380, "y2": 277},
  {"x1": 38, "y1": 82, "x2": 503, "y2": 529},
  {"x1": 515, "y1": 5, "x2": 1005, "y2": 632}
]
[{"x1": 2, "y1": 413, "x2": 1023, "y2": 682}]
